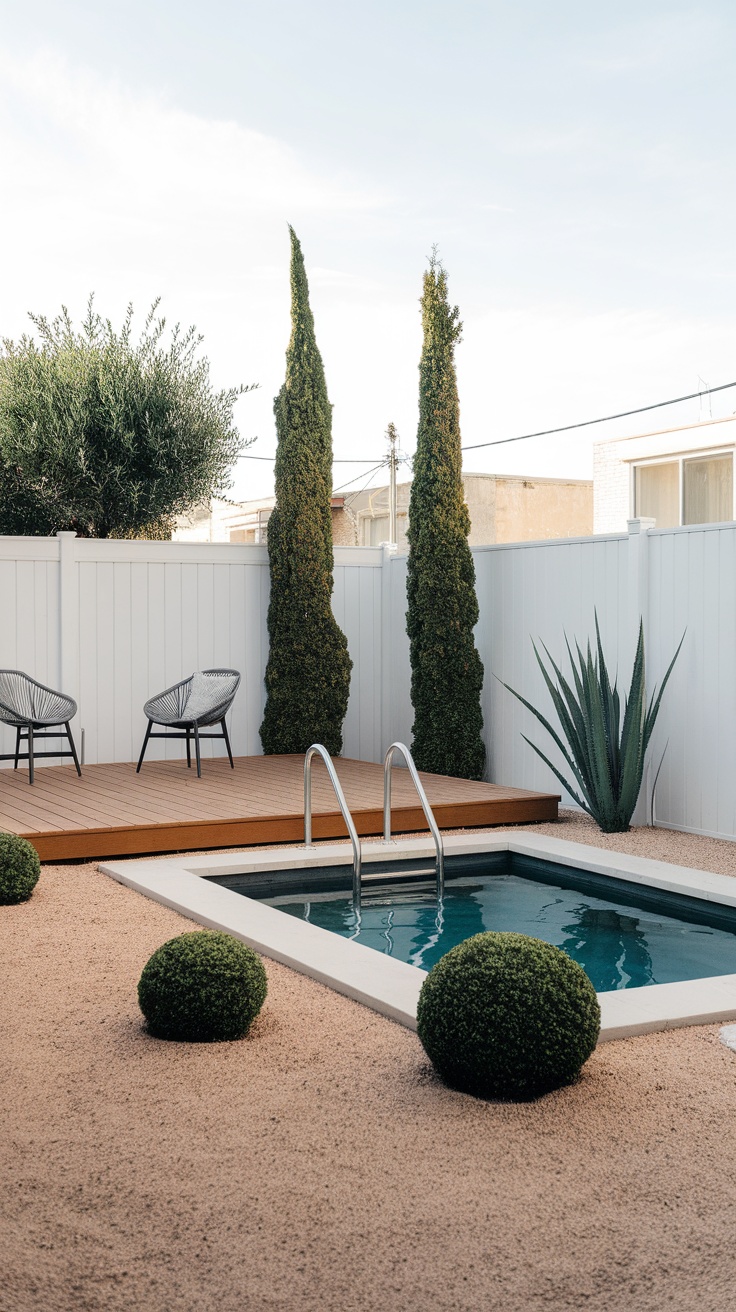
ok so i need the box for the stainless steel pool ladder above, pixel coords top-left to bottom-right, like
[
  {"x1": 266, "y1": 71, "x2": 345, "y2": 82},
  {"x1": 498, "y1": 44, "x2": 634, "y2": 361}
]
[
  {"x1": 383, "y1": 742, "x2": 445, "y2": 903},
  {"x1": 304, "y1": 743, "x2": 362, "y2": 909},
  {"x1": 303, "y1": 741, "x2": 445, "y2": 912}
]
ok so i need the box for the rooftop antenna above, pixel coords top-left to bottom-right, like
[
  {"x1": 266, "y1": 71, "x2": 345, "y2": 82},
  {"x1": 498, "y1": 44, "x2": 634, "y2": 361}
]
[{"x1": 698, "y1": 376, "x2": 712, "y2": 422}]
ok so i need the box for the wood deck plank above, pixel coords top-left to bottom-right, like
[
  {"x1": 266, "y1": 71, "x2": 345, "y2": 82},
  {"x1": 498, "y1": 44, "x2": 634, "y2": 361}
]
[
  {"x1": 0, "y1": 755, "x2": 559, "y2": 860},
  {"x1": 0, "y1": 775, "x2": 191, "y2": 829}
]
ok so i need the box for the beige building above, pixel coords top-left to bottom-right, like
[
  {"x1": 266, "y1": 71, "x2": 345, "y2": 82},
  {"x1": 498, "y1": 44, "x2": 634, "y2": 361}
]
[
  {"x1": 175, "y1": 472, "x2": 593, "y2": 548},
  {"x1": 593, "y1": 415, "x2": 736, "y2": 534},
  {"x1": 175, "y1": 495, "x2": 355, "y2": 545}
]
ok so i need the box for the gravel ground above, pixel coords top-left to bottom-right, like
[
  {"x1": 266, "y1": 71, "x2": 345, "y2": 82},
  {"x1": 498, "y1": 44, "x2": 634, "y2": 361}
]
[
  {"x1": 3, "y1": 816, "x2": 736, "y2": 1312},
  {"x1": 530, "y1": 808, "x2": 736, "y2": 876}
]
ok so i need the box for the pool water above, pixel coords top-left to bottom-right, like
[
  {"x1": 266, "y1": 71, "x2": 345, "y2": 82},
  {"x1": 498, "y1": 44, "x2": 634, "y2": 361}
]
[{"x1": 258, "y1": 860, "x2": 736, "y2": 991}]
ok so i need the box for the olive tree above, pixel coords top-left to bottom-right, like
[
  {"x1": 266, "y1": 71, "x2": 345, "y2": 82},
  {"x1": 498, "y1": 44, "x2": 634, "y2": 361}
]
[{"x1": 0, "y1": 299, "x2": 253, "y2": 538}]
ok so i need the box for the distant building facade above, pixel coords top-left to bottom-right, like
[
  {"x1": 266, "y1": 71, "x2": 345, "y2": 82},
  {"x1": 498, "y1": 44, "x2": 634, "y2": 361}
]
[
  {"x1": 175, "y1": 472, "x2": 593, "y2": 548},
  {"x1": 593, "y1": 415, "x2": 736, "y2": 534},
  {"x1": 175, "y1": 495, "x2": 355, "y2": 545}
]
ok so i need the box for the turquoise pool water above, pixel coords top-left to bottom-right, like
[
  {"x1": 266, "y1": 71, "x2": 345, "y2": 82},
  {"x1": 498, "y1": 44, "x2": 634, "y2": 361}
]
[{"x1": 258, "y1": 862, "x2": 736, "y2": 991}]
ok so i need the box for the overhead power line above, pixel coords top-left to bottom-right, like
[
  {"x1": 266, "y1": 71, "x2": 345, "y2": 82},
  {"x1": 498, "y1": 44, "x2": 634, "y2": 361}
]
[
  {"x1": 333, "y1": 461, "x2": 388, "y2": 495},
  {"x1": 238, "y1": 378, "x2": 736, "y2": 466},
  {"x1": 461, "y1": 380, "x2": 736, "y2": 452},
  {"x1": 239, "y1": 452, "x2": 379, "y2": 463}
]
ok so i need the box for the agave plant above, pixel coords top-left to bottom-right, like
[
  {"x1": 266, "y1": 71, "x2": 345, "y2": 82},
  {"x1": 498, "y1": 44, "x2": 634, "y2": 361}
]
[{"x1": 502, "y1": 616, "x2": 683, "y2": 833}]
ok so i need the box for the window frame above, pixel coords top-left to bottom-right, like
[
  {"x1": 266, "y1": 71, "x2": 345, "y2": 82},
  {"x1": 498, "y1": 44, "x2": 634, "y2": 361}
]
[{"x1": 629, "y1": 447, "x2": 736, "y2": 527}]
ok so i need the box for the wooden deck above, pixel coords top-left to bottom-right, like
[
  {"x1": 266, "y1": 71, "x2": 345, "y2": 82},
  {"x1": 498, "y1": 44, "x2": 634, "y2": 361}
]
[{"x1": 0, "y1": 755, "x2": 559, "y2": 861}]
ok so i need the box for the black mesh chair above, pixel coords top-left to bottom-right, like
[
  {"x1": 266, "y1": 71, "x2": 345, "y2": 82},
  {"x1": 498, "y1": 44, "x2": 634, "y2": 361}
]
[
  {"x1": 0, "y1": 670, "x2": 81, "y2": 785},
  {"x1": 136, "y1": 668, "x2": 240, "y2": 778}
]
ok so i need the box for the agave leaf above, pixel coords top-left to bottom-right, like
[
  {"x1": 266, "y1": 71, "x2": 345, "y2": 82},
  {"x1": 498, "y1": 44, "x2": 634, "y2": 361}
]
[
  {"x1": 548, "y1": 639, "x2": 595, "y2": 761},
  {"x1": 595, "y1": 612, "x2": 621, "y2": 786},
  {"x1": 566, "y1": 638, "x2": 607, "y2": 802},
  {"x1": 643, "y1": 630, "x2": 686, "y2": 751},
  {"x1": 545, "y1": 639, "x2": 615, "y2": 828},
  {"x1": 619, "y1": 622, "x2": 646, "y2": 761},
  {"x1": 582, "y1": 650, "x2": 619, "y2": 826},
  {"x1": 542, "y1": 637, "x2": 587, "y2": 731},
  {"x1": 649, "y1": 738, "x2": 670, "y2": 824},
  {"x1": 564, "y1": 635, "x2": 589, "y2": 711},
  {"x1": 520, "y1": 735, "x2": 591, "y2": 815},
  {"x1": 536, "y1": 641, "x2": 593, "y2": 789},
  {"x1": 499, "y1": 676, "x2": 590, "y2": 800},
  {"x1": 497, "y1": 676, "x2": 574, "y2": 761},
  {"x1": 531, "y1": 644, "x2": 587, "y2": 757},
  {"x1": 534, "y1": 644, "x2": 603, "y2": 808},
  {"x1": 574, "y1": 642, "x2": 608, "y2": 797},
  {"x1": 523, "y1": 725, "x2": 592, "y2": 805},
  {"x1": 615, "y1": 626, "x2": 648, "y2": 821},
  {"x1": 617, "y1": 734, "x2": 646, "y2": 826}
]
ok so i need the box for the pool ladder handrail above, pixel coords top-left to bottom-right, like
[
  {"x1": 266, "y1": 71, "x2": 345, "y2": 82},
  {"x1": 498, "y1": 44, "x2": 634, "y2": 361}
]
[
  {"x1": 304, "y1": 743, "x2": 362, "y2": 909},
  {"x1": 383, "y1": 741, "x2": 445, "y2": 903}
]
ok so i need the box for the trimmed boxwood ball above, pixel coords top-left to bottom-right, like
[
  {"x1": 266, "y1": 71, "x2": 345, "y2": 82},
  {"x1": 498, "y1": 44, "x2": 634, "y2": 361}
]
[
  {"x1": 416, "y1": 932, "x2": 600, "y2": 1101},
  {"x1": 0, "y1": 832, "x2": 41, "y2": 904},
  {"x1": 138, "y1": 930, "x2": 267, "y2": 1042}
]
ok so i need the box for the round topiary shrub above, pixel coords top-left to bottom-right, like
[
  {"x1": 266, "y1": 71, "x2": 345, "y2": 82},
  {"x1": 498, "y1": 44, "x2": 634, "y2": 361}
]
[
  {"x1": 138, "y1": 930, "x2": 268, "y2": 1042},
  {"x1": 416, "y1": 931, "x2": 600, "y2": 1101},
  {"x1": 0, "y1": 832, "x2": 41, "y2": 905}
]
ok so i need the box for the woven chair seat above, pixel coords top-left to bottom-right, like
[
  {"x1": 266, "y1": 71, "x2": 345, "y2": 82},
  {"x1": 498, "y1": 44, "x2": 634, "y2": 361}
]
[
  {"x1": 0, "y1": 670, "x2": 77, "y2": 728},
  {"x1": 137, "y1": 668, "x2": 240, "y2": 778},
  {"x1": 0, "y1": 669, "x2": 81, "y2": 784},
  {"x1": 143, "y1": 670, "x2": 240, "y2": 728}
]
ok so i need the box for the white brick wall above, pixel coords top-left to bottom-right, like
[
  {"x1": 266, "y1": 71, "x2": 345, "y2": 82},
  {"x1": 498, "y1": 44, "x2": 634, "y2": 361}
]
[{"x1": 593, "y1": 439, "x2": 631, "y2": 533}]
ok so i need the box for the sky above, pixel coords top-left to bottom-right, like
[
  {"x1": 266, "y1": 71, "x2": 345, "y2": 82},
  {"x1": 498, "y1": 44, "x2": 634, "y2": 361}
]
[{"x1": 1, "y1": 1, "x2": 736, "y2": 501}]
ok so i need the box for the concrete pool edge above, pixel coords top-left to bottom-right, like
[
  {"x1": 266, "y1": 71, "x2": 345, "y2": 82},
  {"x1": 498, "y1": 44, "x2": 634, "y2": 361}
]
[{"x1": 100, "y1": 831, "x2": 736, "y2": 1043}]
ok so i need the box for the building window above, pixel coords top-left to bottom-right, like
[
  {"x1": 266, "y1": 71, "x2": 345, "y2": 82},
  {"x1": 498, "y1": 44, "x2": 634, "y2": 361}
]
[
  {"x1": 682, "y1": 454, "x2": 733, "y2": 525},
  {"x1": 633, "y1": 451, "x2": 734, "y2": 527},
  {"x1": 634, "y1": 461, "x2": 679, "y2": 528}
]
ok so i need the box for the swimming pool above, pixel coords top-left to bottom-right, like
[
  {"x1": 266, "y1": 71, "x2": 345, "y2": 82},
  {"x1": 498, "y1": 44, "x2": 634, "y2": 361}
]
[
  {"x1": 101, "y1": 831, "x2": 736, "y2": 1040},
  {"x1": 221, "y1": 851, "x2": 736, "y2": 992}
]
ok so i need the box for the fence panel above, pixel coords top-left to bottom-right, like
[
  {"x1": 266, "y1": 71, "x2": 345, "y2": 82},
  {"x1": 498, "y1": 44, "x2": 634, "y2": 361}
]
[
  {"x1": 1, "y1": 525, "x2": 736, "y2": 842},
  {"x1": 69, "y1": 541, "x2": 384, "y2": 766},
  {"x1": 647, "y1": 524, "x2": 736, "y2": 840},
  {"x1": 384, "y1": 553, "x2": 413, "y2": 749},
  {"x1": 471, "y1": 535, "x2": 630, "y2": 802},
  {"x1": 0, "y1": 539, "x2": 60, "y2": 763},
  {"x1": 330, "y1": 549, "x2": 384, "y2": 762}
]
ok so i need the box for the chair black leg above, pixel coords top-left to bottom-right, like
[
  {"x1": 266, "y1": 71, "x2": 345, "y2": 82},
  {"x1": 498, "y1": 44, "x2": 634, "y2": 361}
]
[
  {"x1": 193, "y1": 723, "x2": 202, "y2": 778},
  {"x1": 221, "y1": 717, "x2": 234, "y2": 769},
  {"x1": 65, "y1": 722, "x2": 82, "y2": 776},
  {"x1": 28, "y1": 725, "x2": 34, "y2": 785},
  {"x1": 186, "y1": 727, "x2": 192, "y2": 768},
  {"x1": 136, "y1": 720, "x2": 153, "y2": 773},
  {"x1": 13, "y1": 727, "x2": 21, "y2": 770}
]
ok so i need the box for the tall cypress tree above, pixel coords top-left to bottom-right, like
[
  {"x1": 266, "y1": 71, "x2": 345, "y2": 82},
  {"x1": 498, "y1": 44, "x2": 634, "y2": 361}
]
[
  {"x1": 260, "y1": 228, "x2": 352, "y2": 755},
  {"x1": 406, "y1": 255, "x2": 485, "y2": 779}
]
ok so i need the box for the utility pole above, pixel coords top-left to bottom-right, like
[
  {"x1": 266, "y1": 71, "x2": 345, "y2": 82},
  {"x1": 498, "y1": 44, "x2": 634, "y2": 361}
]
[{"x1": 386, "y1": 422, "x2": 399, "y2": 545}]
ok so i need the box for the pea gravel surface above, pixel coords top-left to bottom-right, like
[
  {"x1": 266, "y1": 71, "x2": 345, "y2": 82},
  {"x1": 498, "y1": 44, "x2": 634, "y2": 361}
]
[{"x1": 3, "y1": 817, "x2": 736, "y2": 1312}]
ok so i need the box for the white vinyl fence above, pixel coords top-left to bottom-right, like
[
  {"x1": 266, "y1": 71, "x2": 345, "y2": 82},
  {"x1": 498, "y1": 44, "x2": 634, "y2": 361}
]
[
  {"x1": 0, "y1": 519, "x2": 733, "y2": 840},
  {"x1": 0, "y1": 534, "x2": 385, "y2": 769}
]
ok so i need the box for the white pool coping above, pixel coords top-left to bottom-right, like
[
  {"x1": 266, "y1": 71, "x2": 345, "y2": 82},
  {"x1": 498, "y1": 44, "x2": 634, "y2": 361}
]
[{"x1": 100, "y1": 831, "x2": 736, "y2": 1043}]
